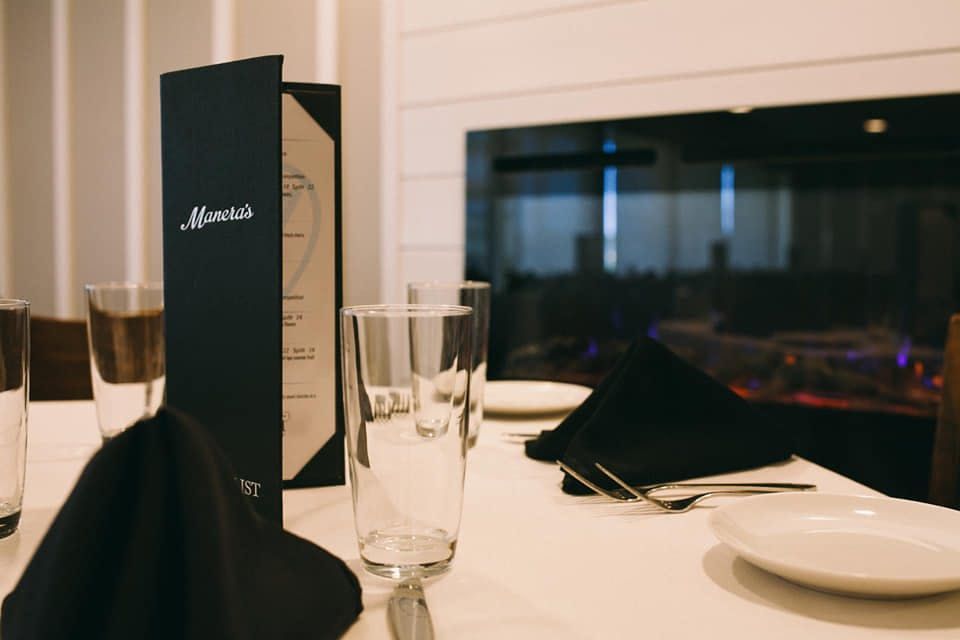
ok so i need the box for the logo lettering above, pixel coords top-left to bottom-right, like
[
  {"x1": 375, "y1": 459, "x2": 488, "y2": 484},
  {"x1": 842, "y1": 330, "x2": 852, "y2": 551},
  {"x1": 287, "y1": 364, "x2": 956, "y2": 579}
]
[{"x1": 180, "y1": 203, "x2": 255, "y2": 231}]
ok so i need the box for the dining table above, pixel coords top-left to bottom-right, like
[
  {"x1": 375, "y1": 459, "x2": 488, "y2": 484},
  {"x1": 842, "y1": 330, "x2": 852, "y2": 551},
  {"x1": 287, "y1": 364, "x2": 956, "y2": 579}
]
[{"x1": 3, "y1": 400, "x2": 960, "y2": 639}]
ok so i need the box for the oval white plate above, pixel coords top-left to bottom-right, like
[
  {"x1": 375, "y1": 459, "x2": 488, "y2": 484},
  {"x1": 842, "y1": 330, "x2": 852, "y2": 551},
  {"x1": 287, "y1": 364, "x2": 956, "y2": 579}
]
[
  {"x1": 709, "y1": 492, "x2": 960, "y2": 598},
  {"x1": 484, "y1": 380, "x2": 592, "y2": 416}
]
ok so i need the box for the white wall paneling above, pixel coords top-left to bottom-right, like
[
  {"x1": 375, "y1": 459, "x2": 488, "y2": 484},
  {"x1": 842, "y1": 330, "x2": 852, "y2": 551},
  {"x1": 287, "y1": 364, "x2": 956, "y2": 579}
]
[
  {"x1": 400, "y1": 50, "x2": 960, "y2": 178},
  {"x1": 145, "y1": 0, "x2": 214, "y2": 285},
  {"x1": 383, "y1": 0, "x2": 960, "y2": 302},
  {"x1": 316, "y1": 0, "x2": 338, "y2": 82},
  {"x1": 338, "y1": 0, "x2": 388, "y2": 305},
  {"x1": 400, "y1": 0, "x2": 960, "y2": 106},
  {"x1": 377, "y1": 0, "x2": 400, "y2": 302},
  {"x1": 400, "y1": 248, "x2": 465, "y2": 287},
  {"x1": 238, "y1": 0, "x2": 319, "y2": 81},
  {"x1": 400, "y1": 0, "x2": 635, "y2": 34},
  {"x1": 0, "y1": 0, "x2": 10, "y2": 296},
  {"x1": 123, "y1": 0, "x2": 147, "y2": 283},
  {"x1": 0, "y1": 0, "x2": 340, "y2": 317},
  {"x1": 212, "y1": 0, "x2": 236, "y2": 63},
  {"x1": 72, "y1": 0, "x2": 126, "y2": 306},
  {"x1": 5, "y1": 0, "x2": 55, "y2": 314},
  {"x1": 3, "y1": 0, "x2": 960, "y2": 312},
  {"x1": 51, "y1": 0, "x2": 73, "y2": 316},
  {"x1": 401, "y1": 176, "x2": 465, "y2": 248}
]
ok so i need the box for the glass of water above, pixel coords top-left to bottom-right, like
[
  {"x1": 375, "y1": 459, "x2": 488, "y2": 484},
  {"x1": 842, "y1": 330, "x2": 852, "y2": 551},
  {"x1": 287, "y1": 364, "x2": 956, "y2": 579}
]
[
  {"x1": 0, "y1": 299, "x2": 28, "y2": 538},
  {"x1": 407, "y1": 281, "x2": 490, "y2": 447},
  {"x1": 340, "y1": 304, "x2": 473, "y2": 579},
  {"x1": 85, "y1": 283, "x2": 165, "y2": 442}
]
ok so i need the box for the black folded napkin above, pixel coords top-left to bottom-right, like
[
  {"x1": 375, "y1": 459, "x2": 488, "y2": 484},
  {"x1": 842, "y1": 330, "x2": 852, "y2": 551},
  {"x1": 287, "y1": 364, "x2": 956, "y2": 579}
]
[
  {"x1": 2, "y1": 407, "x2": 362, "y2": 640},
  {"x1": 525, "y1": 337, "x2": 793, "y2": 494}
]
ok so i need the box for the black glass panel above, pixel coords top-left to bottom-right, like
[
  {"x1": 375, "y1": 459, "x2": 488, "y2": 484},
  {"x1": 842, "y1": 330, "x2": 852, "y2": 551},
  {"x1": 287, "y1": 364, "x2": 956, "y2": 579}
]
[{"x1": 467, "y1": 94, "x2": 960, "y2": 418}]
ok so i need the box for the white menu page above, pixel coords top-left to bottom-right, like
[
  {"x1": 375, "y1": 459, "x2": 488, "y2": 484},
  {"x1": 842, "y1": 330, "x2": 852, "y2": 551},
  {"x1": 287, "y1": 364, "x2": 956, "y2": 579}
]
[{"x1": 280, "y1": 93, "x2": 336, "y2": 480}]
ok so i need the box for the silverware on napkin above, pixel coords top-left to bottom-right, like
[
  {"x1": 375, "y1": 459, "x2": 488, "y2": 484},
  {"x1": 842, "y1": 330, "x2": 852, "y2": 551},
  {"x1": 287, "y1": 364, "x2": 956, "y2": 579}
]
[{"x1": 388, "y1": 579, "x2": 435, "y2": 640}]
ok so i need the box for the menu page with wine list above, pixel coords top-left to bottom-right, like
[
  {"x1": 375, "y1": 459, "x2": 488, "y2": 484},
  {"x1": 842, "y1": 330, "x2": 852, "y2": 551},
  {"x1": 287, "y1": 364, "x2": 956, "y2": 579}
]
[{"x1": 281, "y1": 93, "x2": 337, "y2": 481}]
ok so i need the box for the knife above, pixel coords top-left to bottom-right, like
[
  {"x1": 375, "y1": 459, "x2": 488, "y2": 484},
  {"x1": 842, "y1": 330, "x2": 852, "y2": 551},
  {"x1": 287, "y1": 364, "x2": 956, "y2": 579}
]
[{"x1": 388, "y1": 579, "x2": 435, "y2": 640}]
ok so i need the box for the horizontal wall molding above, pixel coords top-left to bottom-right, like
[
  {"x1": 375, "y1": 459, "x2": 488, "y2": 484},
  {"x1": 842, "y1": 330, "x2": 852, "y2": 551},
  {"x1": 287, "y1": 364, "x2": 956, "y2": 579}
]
[
  {"x1": 401, "y1": 0, "x2": 640, "y2": 37},
  {"x1": 400, "y1": 50, "x2": 960, "y2": 176},
  {"x1": 402, "y1": 46, "x2": 960, "y2": 110},
  {"x1": 401, "y1": 0, "x2": 960, "y2": 106}
]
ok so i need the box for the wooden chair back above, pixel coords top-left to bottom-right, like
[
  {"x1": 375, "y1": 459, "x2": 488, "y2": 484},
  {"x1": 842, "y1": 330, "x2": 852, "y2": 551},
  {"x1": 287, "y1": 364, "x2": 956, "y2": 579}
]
[
  {"x1": 30, "y1": 316, "x2": 93, "y2": 401},
  {"x1": 931, "y1": 314, "x2": 960, "y2": 508}
]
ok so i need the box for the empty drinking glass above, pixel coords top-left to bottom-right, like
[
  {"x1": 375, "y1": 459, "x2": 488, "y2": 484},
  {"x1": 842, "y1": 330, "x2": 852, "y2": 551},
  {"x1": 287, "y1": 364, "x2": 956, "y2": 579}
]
[
  {"x1": 340, "y1": 304, "x2": 472, "y2": 579},
  {"x1": 85, "y1": 283, "x2": 165, "y2": 441},
  {"x1": 0, "y1": 299, "x2": 29, "y2": 538},
  {"x1": 407, "y1": 281, "x2": 490, "y2": 447}
]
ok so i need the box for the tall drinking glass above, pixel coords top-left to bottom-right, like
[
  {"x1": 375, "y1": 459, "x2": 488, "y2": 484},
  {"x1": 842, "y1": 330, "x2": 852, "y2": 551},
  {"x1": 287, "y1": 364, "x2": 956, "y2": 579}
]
[
  {"x1": 340, "y1": 304, "x2": 472, "y2": 579},
  {"x1": 85, "y1": 283, "x2": 165, "y2": 441},
  {"x1": 407, "y1": 281, "x2": 490, "y2": 447},
  {"x1": 0, "y1": 299, "x2": 28, "y2": 538}
]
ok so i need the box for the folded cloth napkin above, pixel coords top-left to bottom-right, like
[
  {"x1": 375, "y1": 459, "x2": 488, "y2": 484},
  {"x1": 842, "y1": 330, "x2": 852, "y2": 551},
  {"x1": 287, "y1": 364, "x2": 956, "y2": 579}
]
[
  {"x1": 2, "y1": 407, "x2": 362, "y2": 640},
  {"x1": 525, "y1": 337, "x2": 793, "y2": 494}
]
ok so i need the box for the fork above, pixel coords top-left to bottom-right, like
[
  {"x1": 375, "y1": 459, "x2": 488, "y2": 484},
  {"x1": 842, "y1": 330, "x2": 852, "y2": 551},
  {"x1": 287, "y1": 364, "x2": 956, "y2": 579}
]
[
  {"x1": 373, "y1": 392, "x2": 413, "y2": 422},
  {"x1": 559, "y1": 461, "x2": 814, "y2": 504},
  {"x1": 389, "y1": 391, "x2": 411, "y2": 415},
  {"x1": 557, "y1": 461, "x2": 815, "y2": 513},
  {"x1": 373, "y1": 395, "x2": 391, "y2": 422}
]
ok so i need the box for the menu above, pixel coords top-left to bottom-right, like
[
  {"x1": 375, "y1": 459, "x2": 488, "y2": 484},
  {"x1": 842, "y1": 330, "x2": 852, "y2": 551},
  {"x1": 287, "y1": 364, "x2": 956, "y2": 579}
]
[{"x1": 160, "y1": 56, "x2": 344, "y2": 524}]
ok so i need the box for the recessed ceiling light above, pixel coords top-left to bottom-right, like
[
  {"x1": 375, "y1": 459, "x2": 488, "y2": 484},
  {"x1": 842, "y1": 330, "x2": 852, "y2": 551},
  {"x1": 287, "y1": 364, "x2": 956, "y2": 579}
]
[
  {"x1": 729, "y1": 106, "x2": 753, "y2": 114},
  {"x1": 863, "y1": 118, "x2": 888, "y2": 134}
]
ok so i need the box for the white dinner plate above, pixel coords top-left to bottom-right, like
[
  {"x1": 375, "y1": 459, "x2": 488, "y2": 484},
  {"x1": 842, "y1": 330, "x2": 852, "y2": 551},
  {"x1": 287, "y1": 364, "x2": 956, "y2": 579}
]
[
  {"x1": 484, "y1": 380, "x2": 592, "y2": 416},
  {"x1": 709, "y1": 492, "x2": 960, "y2": 598}
]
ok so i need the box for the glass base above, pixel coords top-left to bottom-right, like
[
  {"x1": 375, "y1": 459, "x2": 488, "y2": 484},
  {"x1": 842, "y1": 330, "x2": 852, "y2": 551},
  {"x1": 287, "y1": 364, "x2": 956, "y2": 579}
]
[
  {"x1": 360, "y1": 530, "x2": 456, "y2": 580},
  {"x1": 361, "y1": 557, "x2": 453, "y2": 581},
  {"x1": 0, "y1": 510, "x2": 20, "y2": 539}
]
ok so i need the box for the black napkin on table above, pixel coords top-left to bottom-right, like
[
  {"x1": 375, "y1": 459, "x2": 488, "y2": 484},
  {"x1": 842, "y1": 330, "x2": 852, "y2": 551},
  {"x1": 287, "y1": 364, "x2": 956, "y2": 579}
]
[
  {"x1": 525, "y1": 337, "x2": 793, "y2": 495},
  {"x1": 1, "y1": 407, "x2": 362, "y2": 640}
]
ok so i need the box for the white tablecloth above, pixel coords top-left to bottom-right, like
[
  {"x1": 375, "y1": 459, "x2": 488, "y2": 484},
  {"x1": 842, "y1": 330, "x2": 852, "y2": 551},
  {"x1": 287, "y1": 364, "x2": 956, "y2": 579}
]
[{"x1": 3, "y1": 401, "x2": 960, "y2": 638}]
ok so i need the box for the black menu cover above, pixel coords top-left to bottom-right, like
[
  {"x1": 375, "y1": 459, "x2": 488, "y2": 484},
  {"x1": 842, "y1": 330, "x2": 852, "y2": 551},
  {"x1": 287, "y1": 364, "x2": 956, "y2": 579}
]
[{"x1": 161, "y1": 55, "x2": 343, "y2": 524}]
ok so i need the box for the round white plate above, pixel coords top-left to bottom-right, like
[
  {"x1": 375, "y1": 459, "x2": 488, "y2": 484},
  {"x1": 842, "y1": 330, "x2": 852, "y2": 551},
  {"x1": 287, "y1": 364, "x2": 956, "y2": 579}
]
[
  {"x1": 484, "y1": 380, "x2": 592, "y2": 416},
  {"x1": 709, "y1": 492, "x2": 960, "y2": 598}
]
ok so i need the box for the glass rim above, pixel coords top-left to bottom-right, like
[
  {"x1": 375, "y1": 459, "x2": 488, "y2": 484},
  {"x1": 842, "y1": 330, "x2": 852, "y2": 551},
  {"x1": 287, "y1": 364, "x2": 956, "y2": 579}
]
[
  {"x1": 341, "y1": 304, "x2": 472, "y2": 318},
  {"x1": 0, "y1": 298, "x2": 29, "y2": 309},
  {"x1": 406, "y1": 280, "x2": 490, "y2": 291},
  {"x1": 84, "y1": 281, "x2": 163, "y2": 292}
]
